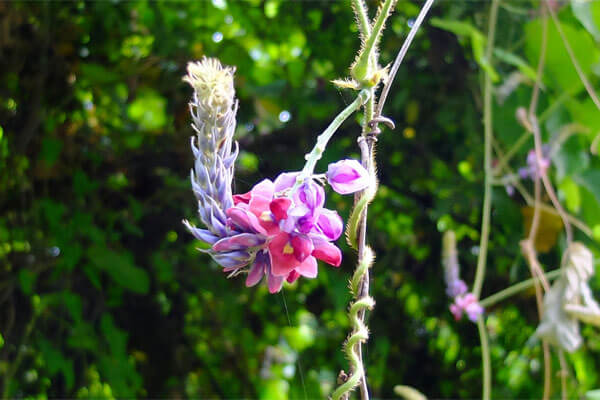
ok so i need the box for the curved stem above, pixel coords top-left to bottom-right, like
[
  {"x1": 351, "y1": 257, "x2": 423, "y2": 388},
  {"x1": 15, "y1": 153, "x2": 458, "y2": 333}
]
[{"x1": 297, "y1": 90, "x2": 370, "y2": 186}]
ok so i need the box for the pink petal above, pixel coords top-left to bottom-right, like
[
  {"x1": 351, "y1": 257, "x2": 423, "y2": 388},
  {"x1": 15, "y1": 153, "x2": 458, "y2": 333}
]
[
  {"x1": 286, "y1": 270, "x2": 300, "y2": 283},
  {"x1": 268, "y1": 275, "x2": 284, "y2": 293},
  {"x1": 251, "y1": 179, "x2": 275, "y2": 199},
  {"x1": 449, "y1": 304, "x2": 462, "y2": 320},
  {"x1": 268, "y1": 232, "x2": 300, "y2": 276},
  {"x1": 291, "y1": 235, "x2": 314, "y2": 262},
  {"x1": 249, "y1": 195, "x2": 271, "y2": 218},
  {"x1": 311, "y1": 236, "x2": 342, "y2": 267},
  {"x1": 296, "y1": 256, "x2": 317, "y2": 278},
  {"x1": 270, "y1": 197, "x2": 292, "y2": 221},
  {"x1": 233, "y1": 191, "x2": 252, "y2": 205}
]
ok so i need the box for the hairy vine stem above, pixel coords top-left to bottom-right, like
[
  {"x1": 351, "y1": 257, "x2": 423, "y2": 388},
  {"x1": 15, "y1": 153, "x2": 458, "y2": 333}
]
[{"x1": 332, "y1": 1, "x2": 436, "y2": 399}]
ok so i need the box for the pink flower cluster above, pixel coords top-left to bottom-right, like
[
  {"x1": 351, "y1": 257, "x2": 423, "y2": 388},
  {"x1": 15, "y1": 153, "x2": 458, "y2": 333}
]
[
  {"x1": 450, "y1": 293, "x2": 484, "y2": 322},
  {"x1": 207, "y1": 159, "x2": 369, "y2": 293}
]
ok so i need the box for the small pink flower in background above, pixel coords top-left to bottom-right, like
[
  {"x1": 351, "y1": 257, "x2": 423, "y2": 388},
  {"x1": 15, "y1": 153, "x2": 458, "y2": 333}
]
[
  {"x1": 450, "y1": 293, "x2": 484, "y2": 322},
  {"x1": 326, "y1": 159, "x2": 369, "y2": 194}
]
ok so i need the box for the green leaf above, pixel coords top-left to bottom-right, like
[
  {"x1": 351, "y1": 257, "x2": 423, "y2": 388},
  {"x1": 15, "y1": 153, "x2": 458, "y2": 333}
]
[
  {"x1": 127, "y1": 89, "x2": 167, "y2": 132},
  {"x1": 88, "y1": 246, "x2": 150, "y2": 294},
  {"x1": 259, "y1": 379, "x2": 289, "y2": 400},
  {"x1": 575, "y1": 170, "x2": 600, "y2": 206},
  {"x1": 493, "y1": 48, "x2": 538, "y2": 80},
  {"x1": 559, "y1": 176, "x2": 581, "y2": 213},
  {"x1": 571, "y1": 0, "x2": 600, "y2": 41},
  {"x1": 282, "y1": 325, "x2": 315, "y2": 351},
  {"x1": 525, "y1": 18, "x2": 598, "y2": 92},
  {"x1": 553, "y1": 135, "x2": 590, "y2": 179},
  {"x1": 18, "y1": 269, "x2": 37, "y2": 295},
  {"x1": 587, "y1": 389, "x2": 600, "y2": 400},
  {"x1": 38, "y1": 338, "x2": 75, "y2": 389},
  {"x1": 430, "y1": 18, "x2": 499, "y2": 82}
]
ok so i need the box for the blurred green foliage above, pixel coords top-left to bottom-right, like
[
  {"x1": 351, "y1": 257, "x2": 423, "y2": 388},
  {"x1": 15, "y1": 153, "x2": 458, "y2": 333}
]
[{"x1": 1, "y1": 0, "x2": 599, "y2": 398}]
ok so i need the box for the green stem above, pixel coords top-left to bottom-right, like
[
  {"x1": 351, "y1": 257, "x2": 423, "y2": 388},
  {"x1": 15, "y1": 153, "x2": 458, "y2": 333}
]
[
  {"x1": 472, "y1": 0, "x2": 499, "y2": 300},
  {"x1": 473, "y1": 2, "x2": 499, "y2": 400},
  {"x1": 351, "y1": 0, "x2": 371, "y2": 41},
  {"x1": 477, "y1": 317, "x2": 492, "y2": 400},
  {"x1": 351, "y1": 0, "x2": 396, "y2": 82},
  {"x1": 479, "y1": 269, "x2": 561, "y2": 308},
  {"x1": 296, "y1": 89, "x2": 370, "y2": 187}
]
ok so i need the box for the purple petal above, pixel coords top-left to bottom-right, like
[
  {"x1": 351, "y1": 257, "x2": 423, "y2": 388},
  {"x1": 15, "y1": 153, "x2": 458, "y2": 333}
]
[
  {"x1": 274, "y1": 172, "x2": 300, "y2": 193},
  {"x1": 294, "y1": 180, "x2": 324, "y2": 211},
  {"x1": 246, "y1": 252, "x2": 267, "y2": 287},
  {"x1": 212, "y1": 233, "x2": 265, "y2": 252},
  {"x1": 226, "y1": 207, "x2": 267, "y2": 235},
  {"x1": 317, "y1": 209, "x2": 343, "y2": 241},
  {"x1": 183, "y1": 220, "x2": 220, "y2": 244},
  {"x1": 326, "y1": 159, "x2": 369, "y2": 195},
  {"x1": 267, "y1": 265, "x2": 284, "y2": 293},
  {"x1": 212, "y1": 250, "x2": 252, "y2": 269},
  {"x1": 223, "y1": 141, "x2": 239, "y2": 169}
]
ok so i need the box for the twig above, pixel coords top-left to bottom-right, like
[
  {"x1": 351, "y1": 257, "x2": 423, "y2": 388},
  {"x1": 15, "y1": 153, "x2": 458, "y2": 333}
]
[
  {"x1": 375, "y1": 0, "x2": 435, "y2": 117},
  {"x1": 479, "y1": 269, "x2": 562, "y2": 308}
]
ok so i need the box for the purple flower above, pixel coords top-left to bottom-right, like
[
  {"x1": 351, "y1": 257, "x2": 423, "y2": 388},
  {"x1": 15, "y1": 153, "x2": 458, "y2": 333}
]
[
  {"x1": 326, "y1": 159, "x2": 369, "y2": 194},
  {"x1": 212, "y1": 174, "x2": 343, "y2": 293},
  {"x1": 317, "y1": 209, "x2": 343, "y2": 241},
  {"x1": 520, "y1": 146, "x2": 551, "y2": 180}
]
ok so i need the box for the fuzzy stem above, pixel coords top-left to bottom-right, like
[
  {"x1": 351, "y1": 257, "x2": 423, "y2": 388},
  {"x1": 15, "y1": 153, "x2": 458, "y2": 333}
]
[
  {"x1": 331, "y1": 249, "x2": 375, "y2": 400},
  {"x1": 351, "y1": 0, "x2": 396, "y2": 82},
  {"x1": 351, "y1": 0, "x2": 371, "y2": 41}
]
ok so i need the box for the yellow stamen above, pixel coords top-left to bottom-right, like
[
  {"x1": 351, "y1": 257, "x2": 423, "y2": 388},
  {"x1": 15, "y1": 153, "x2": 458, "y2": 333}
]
[
  {"x1": 283, "y1": 242, "x2": 294, "y2": 255},
  {"x1": 260, "y1": 211, "x2": 273, "y2": 222}
]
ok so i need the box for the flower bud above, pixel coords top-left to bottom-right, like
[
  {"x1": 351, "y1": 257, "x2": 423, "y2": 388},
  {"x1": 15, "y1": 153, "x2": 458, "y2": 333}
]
[{"x1": 326, "y1": 159, "x2": 369, "y2": 194}]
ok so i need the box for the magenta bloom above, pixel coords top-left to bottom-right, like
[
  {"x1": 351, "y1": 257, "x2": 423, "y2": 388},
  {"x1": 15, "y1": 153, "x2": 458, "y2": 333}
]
[
  {"x1": 213, "y1": 176, "x2": 343, "y2": 293},
  {"x1": 450, "y1": 293, "x2": 484, "y2": 322},
  {"x1": 326, "y1": 159, "x2": 369, "y2": 194}
]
